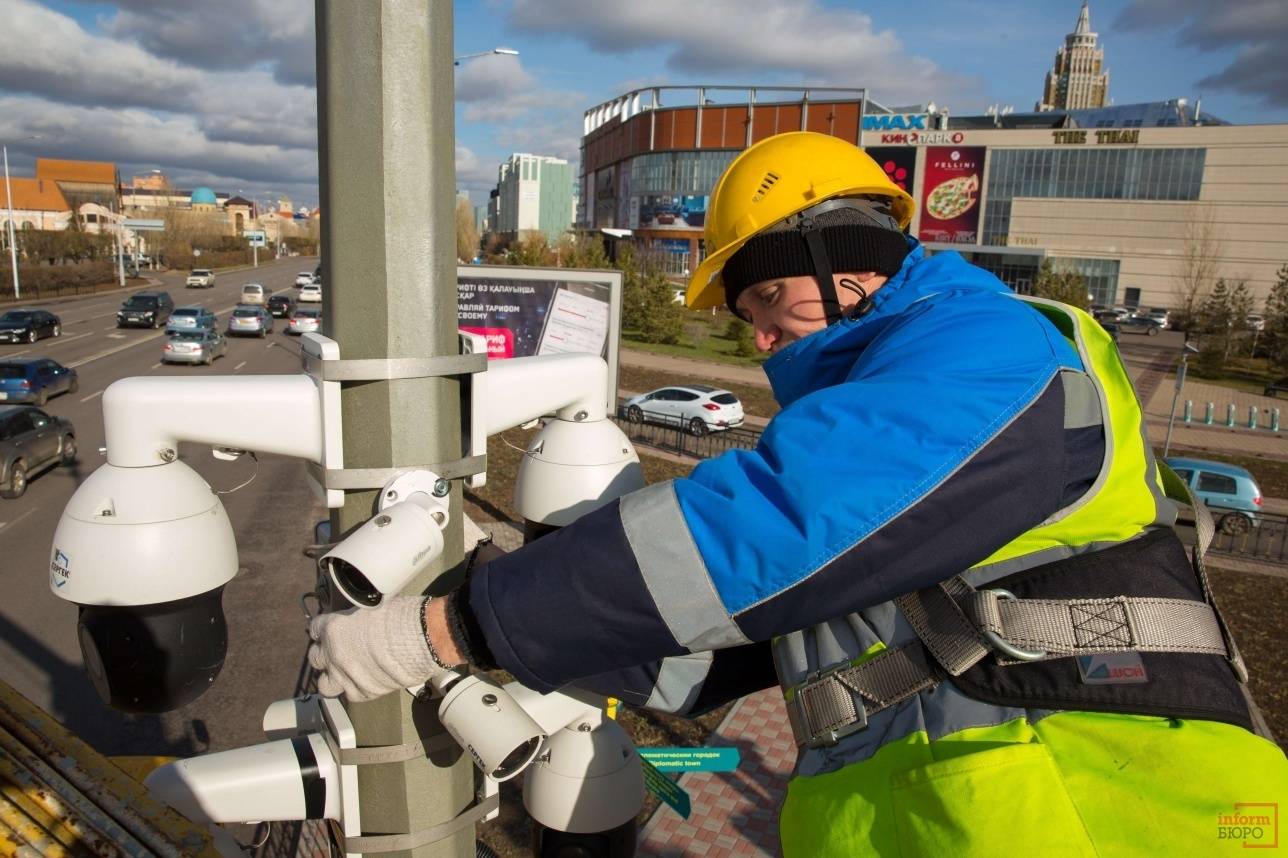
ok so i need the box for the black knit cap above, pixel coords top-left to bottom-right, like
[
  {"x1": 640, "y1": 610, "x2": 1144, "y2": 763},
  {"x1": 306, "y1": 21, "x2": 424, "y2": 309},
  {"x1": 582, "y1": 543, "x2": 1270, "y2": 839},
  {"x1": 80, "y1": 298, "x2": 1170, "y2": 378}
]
[{"x1": 722, "y1": 201, "x2": 910, "y2": 313}]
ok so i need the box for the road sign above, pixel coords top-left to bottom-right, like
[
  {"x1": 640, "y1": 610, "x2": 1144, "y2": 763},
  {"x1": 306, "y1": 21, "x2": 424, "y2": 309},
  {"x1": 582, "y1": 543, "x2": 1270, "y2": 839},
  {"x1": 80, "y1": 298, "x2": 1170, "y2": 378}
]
[{"x1": 245, "y1": 230, "x2": 267, "y2": 247}]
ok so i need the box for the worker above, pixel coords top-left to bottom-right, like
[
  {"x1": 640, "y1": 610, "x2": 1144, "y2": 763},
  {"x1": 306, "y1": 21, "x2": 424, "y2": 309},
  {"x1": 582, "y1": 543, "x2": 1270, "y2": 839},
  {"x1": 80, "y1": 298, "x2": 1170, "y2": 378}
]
[{"x1": 311, "y1": 131, "x2": 1287, "y2": 855}]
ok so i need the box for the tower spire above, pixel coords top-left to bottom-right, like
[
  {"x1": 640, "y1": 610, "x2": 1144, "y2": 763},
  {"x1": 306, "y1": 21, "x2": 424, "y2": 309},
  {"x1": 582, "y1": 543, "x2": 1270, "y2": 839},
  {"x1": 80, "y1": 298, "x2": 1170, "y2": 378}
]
[{"x1": 1074, "y1": 1, "x2": 1091, "y2": 36}]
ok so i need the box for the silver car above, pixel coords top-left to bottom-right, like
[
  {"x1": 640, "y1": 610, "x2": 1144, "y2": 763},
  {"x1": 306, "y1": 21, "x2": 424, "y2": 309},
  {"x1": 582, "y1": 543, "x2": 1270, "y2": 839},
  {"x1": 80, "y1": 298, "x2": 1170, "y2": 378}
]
[
  {"x1": 162, "y1": 330, "x2": 228, "y2": 365},
  {"x1": 286, "y1": 308, "x2": 322, "y2": 335},
  {"x1": 227, "y1": 305, "x2": 274, "y2": 337}
]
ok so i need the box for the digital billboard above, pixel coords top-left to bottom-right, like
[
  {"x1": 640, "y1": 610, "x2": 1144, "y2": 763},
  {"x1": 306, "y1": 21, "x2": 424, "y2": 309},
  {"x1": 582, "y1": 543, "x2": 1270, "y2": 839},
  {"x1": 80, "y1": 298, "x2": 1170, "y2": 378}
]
[
  {"x1": 632, "y1": 195, "x2": 708, "y2": 230},
  {"x1": 918, "y1": 146, "x2": 985, "y2": 245}
]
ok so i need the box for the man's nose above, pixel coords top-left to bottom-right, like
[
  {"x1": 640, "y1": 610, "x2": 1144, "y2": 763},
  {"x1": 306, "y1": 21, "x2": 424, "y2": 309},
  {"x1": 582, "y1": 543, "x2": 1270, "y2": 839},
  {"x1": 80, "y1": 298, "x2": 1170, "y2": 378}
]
[{"x1": 754, "y1": 326, "x2": 778, "y2": 353}]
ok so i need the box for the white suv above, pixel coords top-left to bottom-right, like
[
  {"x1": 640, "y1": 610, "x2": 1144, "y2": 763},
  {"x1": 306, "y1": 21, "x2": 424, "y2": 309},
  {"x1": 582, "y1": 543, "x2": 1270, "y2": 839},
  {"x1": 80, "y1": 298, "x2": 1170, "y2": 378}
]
[
  {"x1": 295, "y1": 271, "x2": 315, "y2": 287},
  {"x1": 623, "y1": 384, "x2": 745, "y2": 436},
  {"x1": 186, "y1": 269, "x2": 215, "y2": 288}
]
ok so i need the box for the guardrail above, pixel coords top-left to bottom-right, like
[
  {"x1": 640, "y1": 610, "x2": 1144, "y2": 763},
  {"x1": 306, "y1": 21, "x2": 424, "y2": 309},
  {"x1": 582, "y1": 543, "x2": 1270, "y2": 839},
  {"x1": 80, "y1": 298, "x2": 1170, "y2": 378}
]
[{"x1": 1197, "y1": 507, "x2": 1288, "y2": 564}]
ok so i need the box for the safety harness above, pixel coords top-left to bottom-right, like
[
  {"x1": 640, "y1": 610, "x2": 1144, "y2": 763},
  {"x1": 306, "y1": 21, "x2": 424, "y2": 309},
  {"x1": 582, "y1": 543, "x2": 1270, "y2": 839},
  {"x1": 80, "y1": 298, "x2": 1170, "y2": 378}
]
[{"x1": 784, "y1": 470, "x2": 1256, "y2": 749}]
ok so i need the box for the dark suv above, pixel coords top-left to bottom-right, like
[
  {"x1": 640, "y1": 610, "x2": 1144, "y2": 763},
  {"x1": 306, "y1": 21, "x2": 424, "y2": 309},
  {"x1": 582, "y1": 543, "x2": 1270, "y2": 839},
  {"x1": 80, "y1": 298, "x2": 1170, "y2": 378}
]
[{"x1": 117, "y1": 291, "x2": 175, "y2": 329}]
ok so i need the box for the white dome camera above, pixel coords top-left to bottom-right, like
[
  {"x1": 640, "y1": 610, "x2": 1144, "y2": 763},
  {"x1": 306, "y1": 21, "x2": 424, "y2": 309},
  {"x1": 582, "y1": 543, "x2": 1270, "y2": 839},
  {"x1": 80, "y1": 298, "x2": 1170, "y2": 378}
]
[{"x1": 322, "y1": 471, "x2": 451, "y2": 609}]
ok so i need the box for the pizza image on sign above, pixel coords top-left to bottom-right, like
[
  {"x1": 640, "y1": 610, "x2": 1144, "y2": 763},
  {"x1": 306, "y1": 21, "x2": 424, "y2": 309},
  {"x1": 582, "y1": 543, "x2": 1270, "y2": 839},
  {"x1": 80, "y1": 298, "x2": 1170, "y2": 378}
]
[{"x1": 925, "y1": 174, "x2": 980, "y2": 221}]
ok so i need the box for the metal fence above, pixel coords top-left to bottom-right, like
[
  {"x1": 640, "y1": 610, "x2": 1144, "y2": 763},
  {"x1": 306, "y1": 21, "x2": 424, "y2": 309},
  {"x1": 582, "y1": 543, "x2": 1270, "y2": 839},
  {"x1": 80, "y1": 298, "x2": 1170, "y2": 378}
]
[
  {"x1": 613, "y1": 409, "x2": 762, "y2": 459},
  {"x1": 1200, "y1": 508, "x2": 1288, "y2": 564}
]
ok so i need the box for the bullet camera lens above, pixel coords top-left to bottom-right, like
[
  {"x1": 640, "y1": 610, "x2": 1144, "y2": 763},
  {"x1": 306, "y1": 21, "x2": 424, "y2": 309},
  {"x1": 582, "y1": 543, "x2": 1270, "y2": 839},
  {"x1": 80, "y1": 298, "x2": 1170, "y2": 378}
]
[
  {"x1": 493, "y1": 736, "x2": 543, "y2": 781},
  {"x1": 326, "y1": 557, "x2": 382, "y2": 607}
]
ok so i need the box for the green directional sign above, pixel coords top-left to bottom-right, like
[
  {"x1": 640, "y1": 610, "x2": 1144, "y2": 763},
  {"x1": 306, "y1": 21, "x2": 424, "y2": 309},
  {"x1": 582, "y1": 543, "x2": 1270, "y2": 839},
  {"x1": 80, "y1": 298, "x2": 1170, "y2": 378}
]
[
  {"x1": 638, "y1": 747, "x2": 740, "y2": 772},
  {"x1": 639, "y1": 757, "x2": 691, "y2": 819}
]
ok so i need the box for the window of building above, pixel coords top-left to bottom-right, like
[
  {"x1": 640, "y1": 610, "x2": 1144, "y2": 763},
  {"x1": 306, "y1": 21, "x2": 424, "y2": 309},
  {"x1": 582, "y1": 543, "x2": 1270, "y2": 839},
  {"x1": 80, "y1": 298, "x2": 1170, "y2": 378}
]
[
  {"x1": 627, "y1": 151, "x2": 739, "y2": 195},
  {"x1": 1050, "y1": 257, "x2": 1121, "y2": 307},
  {"x1": 983, "y1": 147, "x2": 1205, "y2": 244}
]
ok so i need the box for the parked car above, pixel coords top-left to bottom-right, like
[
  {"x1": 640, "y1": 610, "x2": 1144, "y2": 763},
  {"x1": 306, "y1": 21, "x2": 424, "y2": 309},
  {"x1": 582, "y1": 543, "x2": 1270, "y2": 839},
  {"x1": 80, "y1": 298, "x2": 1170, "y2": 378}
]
[
  {"x1": 186, "y1": 269, "x2": 216, "y2": 288},
  {"x1": 163, "y1": 330, "x2": 228, "y2": 365},
  {"x1": 117, "y1": 291, "x2": 175, "y2": 328},
  {"x1": 1116, "y1": 315, "x2": 1162, "y2": 336},
  {"x1": 240, "y1": 283, "x2": 267, "y2": 305},
  {"x1": 286, "y1": 308, "x2": 322, "y2": 335},
  {"x1": 0, "y1": 309, "x2": 61, "y2": 344},
  {"x1": 0, "y1": 406, "x2": 76, "y2": 499},
  {"x1": 298, "y1": 283, "x2": 322, "y2": 303},
  {"x1": 1263, "y1": 377, "x2": 1288, "y2": 398},
  {"x1": 164, "y1": 306, "x2": 218, "y2": 335},
  {"x1": 295, "y1": 271, "x2": 316, "y2": 288},
  {"x1": 0, "y1": 358, "x2": 78, "y2": 405},
  {"x1": 226, "y1": 305, "x2": 274, "y2": 337},
  {"x1": 1165, "y1": 456, "x2": 1263, "y2": 535},
  {"x1": 622, "y1": 385, "x2": 745, "y2": 436},
  {"x1": 1246, "y1": 314, "x2": 1266, "y2": 332},
  {"x1": 1098, "y1": 322, "x2": 1121, "y2": 344},
  {"x1": 267, "y1": 294, "x2": 297, "y2": 318},
  {"x1": 1143, "y1": 307, "x2": 1170, "y2": 329}
]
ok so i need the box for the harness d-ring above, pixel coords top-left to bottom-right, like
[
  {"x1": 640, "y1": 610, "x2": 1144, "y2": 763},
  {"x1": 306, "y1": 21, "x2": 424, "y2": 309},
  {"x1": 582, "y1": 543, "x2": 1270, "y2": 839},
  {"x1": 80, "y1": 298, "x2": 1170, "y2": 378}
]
[{"x1": 982, "y1": 589, "x2": 1048, "y2": 661}]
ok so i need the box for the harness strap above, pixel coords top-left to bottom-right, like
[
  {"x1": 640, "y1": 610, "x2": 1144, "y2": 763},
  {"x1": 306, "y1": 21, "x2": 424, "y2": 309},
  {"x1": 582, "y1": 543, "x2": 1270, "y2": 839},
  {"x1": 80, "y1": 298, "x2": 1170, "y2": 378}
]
[{"x1": 787, "y1": 582, "x2": 1230, "y2": 748}]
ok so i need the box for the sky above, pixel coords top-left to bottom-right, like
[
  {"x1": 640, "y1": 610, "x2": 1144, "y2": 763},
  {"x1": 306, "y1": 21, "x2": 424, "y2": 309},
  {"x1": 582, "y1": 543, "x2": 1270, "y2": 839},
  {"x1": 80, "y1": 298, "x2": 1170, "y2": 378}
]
[{"x1": 1, "y1": 0, "x2": 1285, "y2": 211}]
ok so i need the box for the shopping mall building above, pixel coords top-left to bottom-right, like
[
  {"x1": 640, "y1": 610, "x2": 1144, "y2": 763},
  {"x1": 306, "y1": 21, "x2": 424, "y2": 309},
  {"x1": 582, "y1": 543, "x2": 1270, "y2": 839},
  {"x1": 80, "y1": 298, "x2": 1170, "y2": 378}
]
[{"x1": 578, "y1": 86, "x2": 1288, "y2": 310}]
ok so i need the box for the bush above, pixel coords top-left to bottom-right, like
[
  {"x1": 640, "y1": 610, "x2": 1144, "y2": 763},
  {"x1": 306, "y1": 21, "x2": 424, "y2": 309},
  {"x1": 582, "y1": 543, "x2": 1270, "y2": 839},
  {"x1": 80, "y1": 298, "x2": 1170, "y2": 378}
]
[{"x1": 0, "y1": 261, "x2": 120, "y2": 298}]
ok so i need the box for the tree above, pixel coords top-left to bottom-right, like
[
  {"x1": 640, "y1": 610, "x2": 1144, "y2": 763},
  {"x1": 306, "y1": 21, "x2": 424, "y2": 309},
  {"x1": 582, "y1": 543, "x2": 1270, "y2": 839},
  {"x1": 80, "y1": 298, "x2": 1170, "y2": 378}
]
[
  {"x1": 455, "y1": 197, "x2": 479, "y2": 262},
  {"x1": 1172, "y1": 205, "x2": 1224, "y2": 331},
  {"x1": 1196, "y1": 278, "x2": 1233, "y2": 375},
  {"x1": 619, "y1": 245, "x2": 684, "y2": 344},
  {"x1": 1228, "y1": 280, "x2": 1254, "y2": 355},
  {"x1": 506, "y1": 232, "x2": 555, "y2": 267},
  {"x1": 1032, "y1": 259, "x2": 1090, "y2": 309},
  {"x1": 1263, "y1": 264, "x2": 1288, "y2": 372}
]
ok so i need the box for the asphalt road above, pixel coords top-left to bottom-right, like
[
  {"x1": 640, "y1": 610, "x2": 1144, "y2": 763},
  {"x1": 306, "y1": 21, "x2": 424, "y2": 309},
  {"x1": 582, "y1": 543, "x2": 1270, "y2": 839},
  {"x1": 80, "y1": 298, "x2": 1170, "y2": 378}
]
[{"x1": 0, "y1": 257, "x2": 328, "y2": 758}]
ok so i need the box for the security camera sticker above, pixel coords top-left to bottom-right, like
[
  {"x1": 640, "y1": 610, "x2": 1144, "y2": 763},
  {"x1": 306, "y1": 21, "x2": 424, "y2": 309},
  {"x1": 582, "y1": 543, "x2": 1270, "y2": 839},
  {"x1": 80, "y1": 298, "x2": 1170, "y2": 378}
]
[{"x1": 50, "y1": 548, "x2": 70, "y2": 588}]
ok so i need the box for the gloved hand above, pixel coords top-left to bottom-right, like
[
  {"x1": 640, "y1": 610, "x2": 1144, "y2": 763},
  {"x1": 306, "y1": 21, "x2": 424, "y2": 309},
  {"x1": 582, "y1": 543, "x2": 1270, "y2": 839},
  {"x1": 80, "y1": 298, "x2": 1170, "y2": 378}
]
[{"x1": 308, "y1": 596, "x2": 456, "y2": 702}]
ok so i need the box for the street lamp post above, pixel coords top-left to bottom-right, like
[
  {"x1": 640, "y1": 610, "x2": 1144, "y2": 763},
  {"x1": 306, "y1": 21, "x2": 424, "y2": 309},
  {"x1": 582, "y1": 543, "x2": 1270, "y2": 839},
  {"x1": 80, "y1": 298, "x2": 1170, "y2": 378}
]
[
  {"x1": 1162, "y1": 340, "x2": 1201, "y2": 458},
  {"x1": 453, "y1": 47, "x2": 518, "y2": 66}
]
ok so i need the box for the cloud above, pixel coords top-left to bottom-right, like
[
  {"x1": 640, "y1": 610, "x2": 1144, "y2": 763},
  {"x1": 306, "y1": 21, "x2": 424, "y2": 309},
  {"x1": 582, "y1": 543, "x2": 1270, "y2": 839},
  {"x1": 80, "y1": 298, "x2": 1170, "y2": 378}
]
[
  {"x1": 103, "y1": 0, "x2": 316, "y2": 86},
  {"x1": 508, "y1": 0, "x2": 974, "y2": 104},
  {"x1": 1114, "y1": 0, "x2": 1288, "y2": 107}
]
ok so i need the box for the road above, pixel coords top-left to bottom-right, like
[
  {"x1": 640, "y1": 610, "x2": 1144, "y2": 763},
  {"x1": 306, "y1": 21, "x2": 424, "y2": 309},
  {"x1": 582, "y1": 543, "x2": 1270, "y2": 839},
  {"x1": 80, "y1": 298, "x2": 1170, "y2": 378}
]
[{"x1": 0, "y1": 258, "x2": 328, "y2": 759}]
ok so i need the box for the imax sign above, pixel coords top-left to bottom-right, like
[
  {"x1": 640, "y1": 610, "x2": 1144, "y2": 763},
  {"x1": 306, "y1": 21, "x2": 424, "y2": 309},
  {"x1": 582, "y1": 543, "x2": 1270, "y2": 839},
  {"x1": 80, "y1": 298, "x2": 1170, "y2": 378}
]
[{"x1": 862, "y1": 113, "x2": 930, "y2": 131}]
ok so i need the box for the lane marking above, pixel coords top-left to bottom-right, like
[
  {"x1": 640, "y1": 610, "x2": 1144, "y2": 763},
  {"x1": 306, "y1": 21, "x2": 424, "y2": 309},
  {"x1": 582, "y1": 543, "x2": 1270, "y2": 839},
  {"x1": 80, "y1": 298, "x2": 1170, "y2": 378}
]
[
  {"x1": 150, "y1": 362, "x2": 162, "y2": 370},
  {"x1": 106, "y1": 333, "x2": 127, "y2": 339},
  {"x1": 79, "y1": 390, "x2": 103, "y2": 403},
  {"x1": 0, "y1": 330, "x2": 95, "y2": 357},
  {"x1": 101, "y1": 325, "x2": 117, "y2": 332},
  {"x1": 0, "y1": 508, "x2": 39, "y2": 531},
  {"x1": 234, "y1": 361, "x2": 247, "y2": 371}
]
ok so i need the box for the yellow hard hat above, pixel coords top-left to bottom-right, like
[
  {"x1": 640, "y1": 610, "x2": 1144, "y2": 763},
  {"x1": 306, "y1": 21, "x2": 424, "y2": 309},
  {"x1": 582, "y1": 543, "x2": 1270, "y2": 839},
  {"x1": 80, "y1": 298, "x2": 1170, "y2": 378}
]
[{"x1": 686, "y1": 131, "x2": 915, "y2": 311}]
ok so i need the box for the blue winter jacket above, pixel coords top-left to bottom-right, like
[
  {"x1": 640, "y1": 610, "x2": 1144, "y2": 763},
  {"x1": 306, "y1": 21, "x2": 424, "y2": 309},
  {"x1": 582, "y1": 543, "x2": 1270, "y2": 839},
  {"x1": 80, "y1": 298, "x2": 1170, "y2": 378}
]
[{"x1": 466, "y1": 243, "x2": 1091, "y2": 704}]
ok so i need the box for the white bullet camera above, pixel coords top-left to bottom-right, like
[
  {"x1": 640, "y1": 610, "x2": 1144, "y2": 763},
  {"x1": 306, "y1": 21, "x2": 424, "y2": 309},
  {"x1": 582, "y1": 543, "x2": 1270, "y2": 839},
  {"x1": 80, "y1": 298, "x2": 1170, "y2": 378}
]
[{"x1": 321, "y1": 471, "x2": 451, "y2": 609}]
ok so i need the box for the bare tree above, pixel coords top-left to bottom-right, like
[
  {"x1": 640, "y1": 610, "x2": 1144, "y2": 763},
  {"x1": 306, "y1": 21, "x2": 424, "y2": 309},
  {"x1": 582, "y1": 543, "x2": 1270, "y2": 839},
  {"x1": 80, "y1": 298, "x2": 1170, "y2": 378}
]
[
  {"x1": 1172, "y1": 204, "x2": 1224, "y2": 330},
  {"x1": 455, "y1": 197, "x2": 479, "y2": 262},
  {"x1": 1033, "y1": 259, "x2": 1090, "y2": 309}
]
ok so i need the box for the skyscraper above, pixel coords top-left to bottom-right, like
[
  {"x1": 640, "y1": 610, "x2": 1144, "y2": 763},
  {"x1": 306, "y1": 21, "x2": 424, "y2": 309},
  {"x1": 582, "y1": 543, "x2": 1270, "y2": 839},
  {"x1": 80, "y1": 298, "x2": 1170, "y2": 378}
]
[{"x1": 1037, "y1": 2, "x2": 1109, "y2": 111}]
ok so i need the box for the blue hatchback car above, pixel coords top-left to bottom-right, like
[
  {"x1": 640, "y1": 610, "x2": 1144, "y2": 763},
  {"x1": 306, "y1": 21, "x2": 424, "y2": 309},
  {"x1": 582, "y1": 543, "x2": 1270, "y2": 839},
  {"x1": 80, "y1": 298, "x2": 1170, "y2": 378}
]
[
  {"x1": 1164, "y1": 457, "x2": 1263, "y2": 535},
  {"x1": 0, "y1": 358, "x2": 79, "y2": 406}
]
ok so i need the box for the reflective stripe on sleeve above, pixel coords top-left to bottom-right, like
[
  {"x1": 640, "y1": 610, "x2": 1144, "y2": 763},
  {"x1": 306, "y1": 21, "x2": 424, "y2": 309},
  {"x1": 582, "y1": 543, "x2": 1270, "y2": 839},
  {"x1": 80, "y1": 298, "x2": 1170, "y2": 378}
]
[{"x1": 620, "y1": 481, "x2": 752, "y2": 651}]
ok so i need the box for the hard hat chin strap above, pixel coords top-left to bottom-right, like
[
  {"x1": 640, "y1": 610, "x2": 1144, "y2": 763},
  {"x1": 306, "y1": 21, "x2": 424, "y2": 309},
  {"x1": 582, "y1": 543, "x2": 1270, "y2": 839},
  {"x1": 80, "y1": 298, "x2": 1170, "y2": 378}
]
[{"x1": 798, "y1": 216, "x2": 843, "y2": 326}]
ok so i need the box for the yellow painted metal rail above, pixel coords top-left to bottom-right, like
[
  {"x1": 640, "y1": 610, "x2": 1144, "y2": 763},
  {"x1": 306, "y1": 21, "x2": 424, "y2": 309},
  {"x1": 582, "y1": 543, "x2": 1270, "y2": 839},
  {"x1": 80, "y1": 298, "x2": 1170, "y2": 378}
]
[{"x1": 0, "y1": 677, "x2": 221, "y2": 857}]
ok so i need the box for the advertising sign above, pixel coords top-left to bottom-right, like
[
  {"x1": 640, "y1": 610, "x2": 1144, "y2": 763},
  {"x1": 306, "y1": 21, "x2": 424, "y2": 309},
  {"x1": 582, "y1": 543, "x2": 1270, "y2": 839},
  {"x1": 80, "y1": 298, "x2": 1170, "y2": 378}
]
[
  {"x1": 918, "y1": 146, "x2": 985, "y2": 244},
  {"x1": 862, "y1": 113, "x2": 930, "y2": 132},
  {"x1": 457, "y1": 265, "x2": 623, "y2": 408},
  {"x1": 633, "y1": 195, "x2": 707, "y2": 230},
  {"x1": 864, "y1": 147, "x2": 916, "y2": 196}
]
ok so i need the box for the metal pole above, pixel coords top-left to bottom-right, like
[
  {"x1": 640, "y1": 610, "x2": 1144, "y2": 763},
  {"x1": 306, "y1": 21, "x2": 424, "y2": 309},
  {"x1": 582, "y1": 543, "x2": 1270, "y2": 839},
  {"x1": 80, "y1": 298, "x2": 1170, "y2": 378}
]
[
  {"x1": 1162, "y1": 351, "x2": 1187, "y2": 458},
  {"x1": 316, "y1": 3, "x2": 474, "y2": 856},
  {"x1": 3, "y1": 146, "x2": 20, "y2": 299}
]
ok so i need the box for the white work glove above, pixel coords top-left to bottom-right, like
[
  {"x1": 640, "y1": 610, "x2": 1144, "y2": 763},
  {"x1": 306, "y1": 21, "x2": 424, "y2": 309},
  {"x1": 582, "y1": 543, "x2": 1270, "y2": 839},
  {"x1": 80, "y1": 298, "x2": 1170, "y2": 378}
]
[{"x1": 308, "y1": 596, "x2": 454, "y2": 702}]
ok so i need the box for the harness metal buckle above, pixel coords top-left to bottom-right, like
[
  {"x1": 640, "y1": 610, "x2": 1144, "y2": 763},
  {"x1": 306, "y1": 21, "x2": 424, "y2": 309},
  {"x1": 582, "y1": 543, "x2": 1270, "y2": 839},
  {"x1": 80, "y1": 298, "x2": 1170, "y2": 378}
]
[
  {"x1": 981, "y1": 588, "x2": 1048, "y2": 661},
  {"x1": 793, "y1": 661, "x2": 869, "y2": 749}
]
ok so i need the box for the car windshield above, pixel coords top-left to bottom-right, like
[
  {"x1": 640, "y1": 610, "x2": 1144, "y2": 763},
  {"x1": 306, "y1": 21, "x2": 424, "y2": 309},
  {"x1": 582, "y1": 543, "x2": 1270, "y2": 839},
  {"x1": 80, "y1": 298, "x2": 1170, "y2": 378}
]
[
  {"x1": 243, "y1": 285, "x2": 263, "y2": 292},
  {"x1": 124, "y1": 297, "x2": 158, "y2": 308},
  {"x1": 711, "y1": 393, "x2": 738, "y2": 404},
  {"x1": 233, "y1": 308, "x2": 261, "y2": 318},
  {"x1": 173, "y1": 332, "x2": 207, "y2": 342},
  {"x1": 173, "y1": 308, "x2": 200, "y2": 316},
  {"x1": 191, "y1": 270, "x2": 211, "y2": 276},
  {"x1": 293, "y1": 310, "x2": 320, "y2": 319},
  {"x1": 0, "y1": 365, "x2": 25, "y2": 379},
  {"x1": 0, "y1": 311, "x2": 34, "y2": 323}
]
